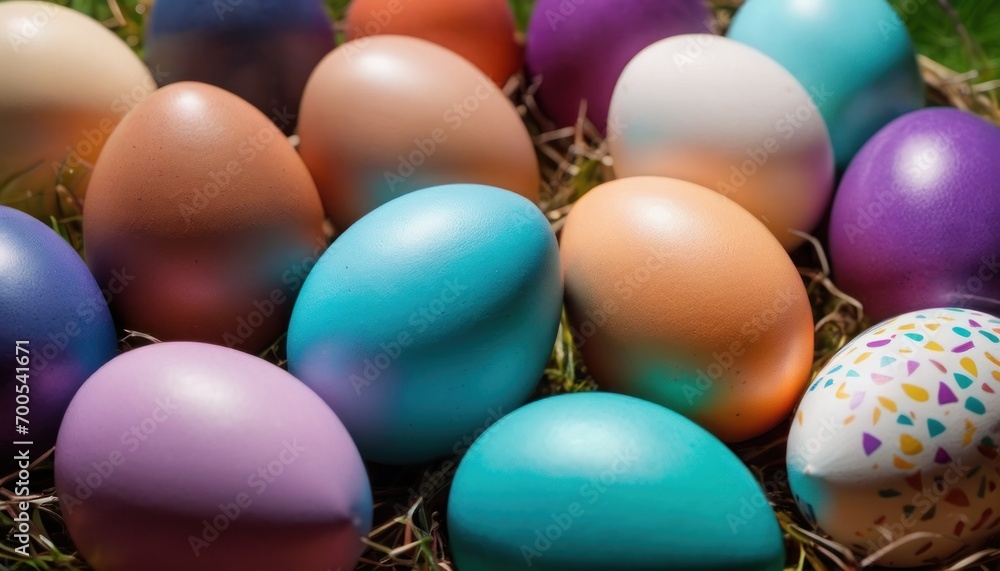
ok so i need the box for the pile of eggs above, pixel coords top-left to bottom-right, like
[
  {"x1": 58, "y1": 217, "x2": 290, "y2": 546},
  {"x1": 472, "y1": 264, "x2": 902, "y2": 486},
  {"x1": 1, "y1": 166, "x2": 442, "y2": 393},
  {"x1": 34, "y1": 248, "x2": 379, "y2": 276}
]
[{"x1": 1, "y1": 0, "x2": 998, "y2": 569}]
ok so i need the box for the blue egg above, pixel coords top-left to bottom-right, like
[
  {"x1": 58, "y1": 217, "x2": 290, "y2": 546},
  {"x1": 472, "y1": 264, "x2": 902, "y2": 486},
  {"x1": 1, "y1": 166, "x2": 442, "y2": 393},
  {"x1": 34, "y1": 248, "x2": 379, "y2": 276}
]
[
  {"x1": 144, "y1": 0, "x2": 335, "y2": 134},
  {"x1": 448, "y1": 392, "x2": 785, "y2": 570},
  {"x1": 728, "y1": 0, "x2": 924, "y2": 168},
  {"x1": 287, "y1": 185, "x2": 562, "y2": 465},
  {"x1": 0, "y1": 207, "x2": 117, "y2": 467}
]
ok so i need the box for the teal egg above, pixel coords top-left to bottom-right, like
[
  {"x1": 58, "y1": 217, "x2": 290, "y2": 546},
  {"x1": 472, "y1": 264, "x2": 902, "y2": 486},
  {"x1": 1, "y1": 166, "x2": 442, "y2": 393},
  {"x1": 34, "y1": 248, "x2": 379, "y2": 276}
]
[
  {"x1": 287, "y1": 184, "x2": 562, "y2": 465},
  {"x1": 728, "y1": 0, "x2": 924, "y2": 168},
  {"x1": 448, "y1": 393, "x2": 785, "y2": 571}
]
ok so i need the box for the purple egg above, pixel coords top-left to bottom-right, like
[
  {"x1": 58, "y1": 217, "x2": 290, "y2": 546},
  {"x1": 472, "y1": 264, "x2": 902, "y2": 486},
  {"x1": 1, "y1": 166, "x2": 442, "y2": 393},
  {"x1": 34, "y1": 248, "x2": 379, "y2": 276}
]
[
  {"x1": 55, "y1": 342, "x2": 372, "y2": 571},
  {"x1": 1, "y1": 206, "x2": 117, "y2": 469},
  {"x1": 526, "y1": 0, "x2": 712, "y2": 133},
  {"x1": 830, "y1": 108, "x2": 1000, "y2": 319}
]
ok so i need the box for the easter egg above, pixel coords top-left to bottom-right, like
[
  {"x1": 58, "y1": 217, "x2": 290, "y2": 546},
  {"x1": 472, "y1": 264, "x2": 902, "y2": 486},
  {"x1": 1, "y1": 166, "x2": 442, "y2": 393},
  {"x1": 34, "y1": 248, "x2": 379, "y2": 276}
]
[
  {"x1": 526, "y1": 0, "x2": 712, "y2": 133},
  {"x1": 0, "y1": 1, "x2": 154, "y2": 219},
  {"x1": 788, "y1": 308, "x2": 1000, "y2": 567},
  {"x1": 0, "y1": 207, "x2": 117, "y2": 468},
  {"x1": 55, "y1": 342, "x2": 372, "y2": 571},
  {"x1": 607, "y1": 35, "x2": 834, "y2": 251},
  {"x1": 144, "y1": 0, "x2": 335, "y2": 135},
  {"x1": 298, "y1": 36, "x2": 539, "y2": 230},
  {"x1": 728, "y1": 0, "x2": 924, "y2": 168},
  {"x1": 830, "y1": 108, "x2": 1000, "y2": 321},
  {"x1": 448, "y1": 392, "x2": 786, "y2": 571},
  {"x1": 83, "y1": 82, "x2": 326, "y2": 354},
  {"x1": 560, "y1": 177, "x2": 813, "y2": 442},
  {"x1": 288, "y1": 185, "x2": 562, "y2": 465},
  {"x1": 346, "y1": 0, "x2": 521, "y2": 86}
]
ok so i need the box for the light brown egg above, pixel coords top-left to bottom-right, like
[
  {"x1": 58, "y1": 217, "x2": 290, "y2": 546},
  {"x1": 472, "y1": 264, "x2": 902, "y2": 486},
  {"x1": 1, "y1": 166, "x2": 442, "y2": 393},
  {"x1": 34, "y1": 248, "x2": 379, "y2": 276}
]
[
  {"x1": 345, "y1": 0, "x2": 521, "y2": 86},
  {"x1": 0, "y1": 1, "x2": 154, "y2": 220},
  {"x1": 560, "y1": 176, "x2": 814, "y2": 442},
  {"x1": 298, "y1": 35, "x2": 539, "y2": 230},
  {"x1": 83, "y1": 82, "x2": 326, "y2": 354}
]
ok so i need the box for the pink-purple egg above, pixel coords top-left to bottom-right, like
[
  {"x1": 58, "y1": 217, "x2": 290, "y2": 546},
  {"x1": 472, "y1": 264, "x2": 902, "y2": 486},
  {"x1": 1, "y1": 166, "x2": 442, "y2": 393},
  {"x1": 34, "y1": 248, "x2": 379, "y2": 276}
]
[
  {"x1": 525, "y1": 0, "x2": 713, "y2": 133},
  {"x1": 55, "y1": 342, "x2": 371, "y2": 571},
  {"x1": 830, "y1": 108, "x2": 1000, "y2": 320}
]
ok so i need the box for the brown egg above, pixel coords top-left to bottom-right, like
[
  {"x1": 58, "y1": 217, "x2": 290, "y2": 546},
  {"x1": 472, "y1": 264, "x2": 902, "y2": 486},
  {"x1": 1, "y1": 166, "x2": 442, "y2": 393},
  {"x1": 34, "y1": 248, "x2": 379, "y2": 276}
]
[
  {"x1": 83, "y1": 82, "x2": 326, "y2": 354},
  {"x1": 299, "y1": 35, "x2": 539, "y2": 230},
  {"x1": 0, "y1": 1, "x2": 154, "y2": 220},
  {"x1": 345, "y1": 0, "x2": 521, "y2": 86},
  {"x1": 560, "y1": 177, "x2": 814, "y2": 442}
]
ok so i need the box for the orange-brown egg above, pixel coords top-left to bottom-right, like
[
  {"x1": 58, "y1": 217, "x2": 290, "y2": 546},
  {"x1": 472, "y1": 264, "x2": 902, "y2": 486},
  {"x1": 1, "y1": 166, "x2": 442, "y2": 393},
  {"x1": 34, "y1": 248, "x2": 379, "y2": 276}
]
[
  {"x1": 83, "y1": 82, "x2": 326, "y2": 354},
  {"x1": 298, "y1": 36, "x2": 539, "y2": 230},
  {"x1": 345, "y1": 0, "x2": 521, "y2": 86},
  {"x1": 560, "y1": 176, "x2": 814, "y2": 442}
]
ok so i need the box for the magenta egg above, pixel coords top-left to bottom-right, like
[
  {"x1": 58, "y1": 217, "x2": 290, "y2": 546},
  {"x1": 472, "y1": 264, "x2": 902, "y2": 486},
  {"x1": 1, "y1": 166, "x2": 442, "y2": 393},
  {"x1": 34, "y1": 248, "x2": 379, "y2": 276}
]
[
  {"x1": 55, "y1": 342, "x2": 372, "y2": 571},
  {"x1": 525, "y1": 0, "x2": 712, "y2": 133},
  {"x1": 830, "y1": 108, "x2": 1000, "y2": 320}
]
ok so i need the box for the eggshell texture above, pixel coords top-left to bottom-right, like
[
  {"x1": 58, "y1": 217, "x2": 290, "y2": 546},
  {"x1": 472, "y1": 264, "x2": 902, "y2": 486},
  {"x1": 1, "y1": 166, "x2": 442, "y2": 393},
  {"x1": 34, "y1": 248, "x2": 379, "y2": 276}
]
[
  {"x1": 729, "y1": 0, "x2": 924, "y2": 169},
  {"x1": 346, "y1": 0, "x2": 520, "y2": 86},
  {"x1": 298, "y1": 36, "x2": 540, "y2": 230},
  {"x1": 560, "y1": 177, "x2": 813, "y2": 442},
  {"x1": 526, "y1": 0, "x2": 712, "y2": 133},
  {"x1": 788, "y1": 308, "x2": 1000, "y2": 567},
  {"x1": 830, "y1": 108, "x2": 1000, "y2": 321},
  {"x1": 0, "y1": 1, "x2": 154, "y2": 219},
  {"x1": 288, "y1": 185, "x2": 562, "y2": 465},
  {"x1": 448, "y1": 392, "x2": 786, "y2": 571},
  {"x1": 608, "y1": 35, "x2": 834, "y2": 251},
  {"x1": 0, "y1": 207, "x2": 117, "y2": 468},
  {"x1": 83, "y1": 82, "x2": 326, "y2": 354},
  {"x1": 144, "y1": 0, "x2": 334, "y2": 135},
  {"x1": 55, "y1": 342, "x2": 372, "y2": 571}
]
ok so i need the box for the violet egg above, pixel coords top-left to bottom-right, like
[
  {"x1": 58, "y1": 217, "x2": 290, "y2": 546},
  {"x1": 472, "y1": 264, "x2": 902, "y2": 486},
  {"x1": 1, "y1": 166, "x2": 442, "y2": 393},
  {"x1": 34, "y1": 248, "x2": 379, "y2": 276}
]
[
  {"x1": 830, "y1": 108, "x2": 1000, "y2": 320},
  {"x1": 55, "y1": 342, "x2": 372, "y2": 571}
]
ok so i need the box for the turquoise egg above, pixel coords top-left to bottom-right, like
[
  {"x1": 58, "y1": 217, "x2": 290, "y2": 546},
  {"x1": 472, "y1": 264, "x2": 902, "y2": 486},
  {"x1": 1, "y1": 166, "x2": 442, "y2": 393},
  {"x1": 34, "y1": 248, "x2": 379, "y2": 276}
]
[
  {"x1": 287, "y1": 185, "x2": 562, "y2": 465},
  {"x1": 448, "y1": 392, "x2": 785, "y2": 571},
  {"x1": 728, "y1": 0, "x2": 924, "y2": 168}
]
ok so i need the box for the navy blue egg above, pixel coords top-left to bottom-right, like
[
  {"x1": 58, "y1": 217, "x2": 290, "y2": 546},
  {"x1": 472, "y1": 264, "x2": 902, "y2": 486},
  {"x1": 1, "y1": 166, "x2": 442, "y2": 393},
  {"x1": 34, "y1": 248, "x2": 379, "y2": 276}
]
[
  {"x1": 0, "y1": 207, "x2": 117, "y2": 467},
  {"x1": 287, "y1": 185, "x2": 563, "y2": 465},
  {"x1": 144, "y1": 0, "x2": 335, "y2": 134}
]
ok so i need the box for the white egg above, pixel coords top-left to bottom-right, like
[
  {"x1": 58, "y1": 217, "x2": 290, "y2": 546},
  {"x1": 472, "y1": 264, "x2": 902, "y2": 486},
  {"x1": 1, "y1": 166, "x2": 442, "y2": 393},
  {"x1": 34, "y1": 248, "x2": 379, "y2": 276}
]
[
  {"x1": 0, "y1": 1, "x2": 154, "y2": 219},
  {"x1": 789, "y1": 308, "x2": 1000, "y2": 566},
  {"x1": 607, "y1": 34, "x2": 834, "y2": 251}
]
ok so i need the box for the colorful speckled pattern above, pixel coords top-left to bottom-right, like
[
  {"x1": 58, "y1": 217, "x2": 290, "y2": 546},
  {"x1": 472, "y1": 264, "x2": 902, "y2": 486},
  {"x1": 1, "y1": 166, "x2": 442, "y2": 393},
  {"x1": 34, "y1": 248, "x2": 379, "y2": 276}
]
[{"x1": 788, "y1": 308, "x2": 1000, "y2": 566}]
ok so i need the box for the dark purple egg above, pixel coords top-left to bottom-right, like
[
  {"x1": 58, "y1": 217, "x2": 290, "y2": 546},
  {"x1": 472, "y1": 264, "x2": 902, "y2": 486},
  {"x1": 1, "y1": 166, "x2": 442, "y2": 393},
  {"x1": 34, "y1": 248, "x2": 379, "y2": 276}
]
[
  {"x1": 525, "y1": 0, "x2": 712, "y2": 133},
  {"x1": 830, "y1": 108, "x2": 1000, "y2": 320},
  {"x1": 0, "y1": 206, "x2": 117, "y2": 469},
  {"x1": 55, "y1": 342, "x2": 372, "y2": 571}
]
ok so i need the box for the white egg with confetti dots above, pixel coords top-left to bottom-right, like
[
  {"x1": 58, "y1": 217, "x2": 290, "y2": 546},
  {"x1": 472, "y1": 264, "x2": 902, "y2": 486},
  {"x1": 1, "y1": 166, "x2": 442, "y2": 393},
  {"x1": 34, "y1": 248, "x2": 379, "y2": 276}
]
[{"x1": 788, "y1": 308, "x2": 1000, "y2": 567}]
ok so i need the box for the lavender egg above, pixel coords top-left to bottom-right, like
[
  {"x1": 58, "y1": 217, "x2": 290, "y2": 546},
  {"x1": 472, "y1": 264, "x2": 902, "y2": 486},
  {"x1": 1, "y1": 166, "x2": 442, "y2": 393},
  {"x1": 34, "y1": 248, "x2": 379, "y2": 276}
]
[
  {"x1": 830, "y1": 108, "x2": 1000, "y2": 320},
  {"x1": 525, "y1": 0, "x2": 712, "y2": 133},
  {"x1": 55, "y1": 342, "x2": 372, "y2": 571}
]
